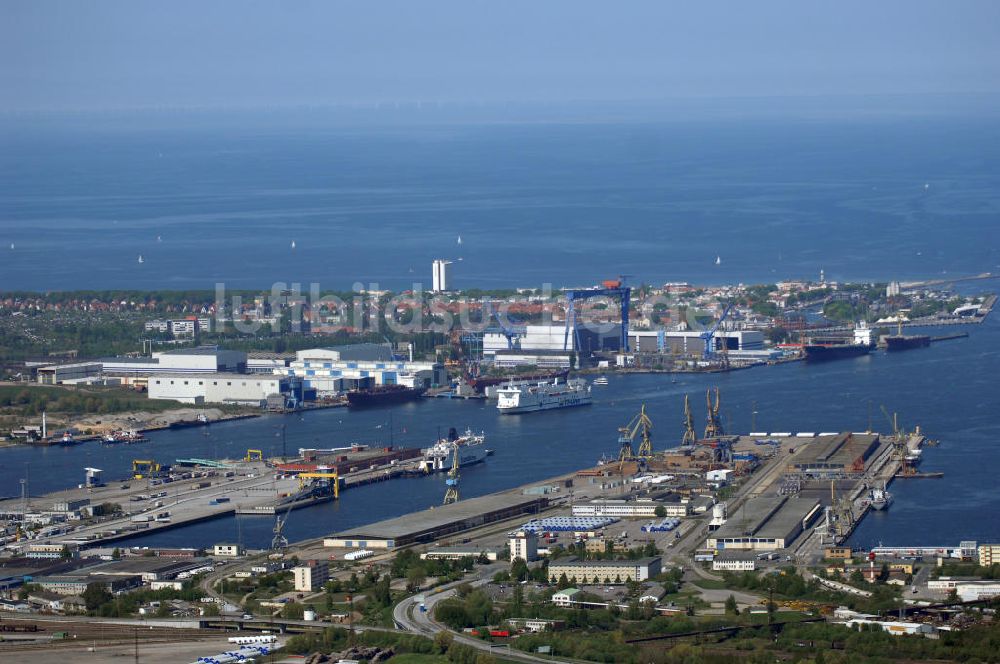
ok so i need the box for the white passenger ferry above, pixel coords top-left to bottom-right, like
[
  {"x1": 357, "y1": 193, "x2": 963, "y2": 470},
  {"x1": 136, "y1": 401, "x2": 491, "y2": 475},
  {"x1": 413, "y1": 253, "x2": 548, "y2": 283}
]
[{"x1": 496, "y1": 378, "x2": 592, "y2": 414}]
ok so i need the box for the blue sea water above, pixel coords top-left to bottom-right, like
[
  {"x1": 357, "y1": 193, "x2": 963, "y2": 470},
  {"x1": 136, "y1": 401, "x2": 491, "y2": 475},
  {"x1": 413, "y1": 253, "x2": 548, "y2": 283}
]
[
  {"x1": 2, "y1": 111, "x2": 999, "y2": 291},
  {"x1": 0, "y1": 108, "x2": 999, "y2": 551}
]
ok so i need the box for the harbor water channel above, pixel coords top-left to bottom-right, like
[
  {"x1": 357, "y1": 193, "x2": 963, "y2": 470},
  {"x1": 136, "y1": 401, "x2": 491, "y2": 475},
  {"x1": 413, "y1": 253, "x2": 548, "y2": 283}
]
[{"x1": 2, "y1": 290, "x2": 997, "y2": 552}]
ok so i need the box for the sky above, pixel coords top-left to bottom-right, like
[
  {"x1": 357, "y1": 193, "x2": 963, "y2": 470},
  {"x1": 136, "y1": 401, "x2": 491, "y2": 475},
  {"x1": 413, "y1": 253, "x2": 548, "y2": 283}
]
[{"x1": 2, "y1": 0, "x2": 1000, "y2": 112}]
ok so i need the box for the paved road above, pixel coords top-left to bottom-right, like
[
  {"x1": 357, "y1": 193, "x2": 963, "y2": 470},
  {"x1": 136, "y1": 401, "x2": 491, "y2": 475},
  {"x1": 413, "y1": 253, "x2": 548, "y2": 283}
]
[{"x1": 392, "y1": 563, "x2": 577, "y2": 663}]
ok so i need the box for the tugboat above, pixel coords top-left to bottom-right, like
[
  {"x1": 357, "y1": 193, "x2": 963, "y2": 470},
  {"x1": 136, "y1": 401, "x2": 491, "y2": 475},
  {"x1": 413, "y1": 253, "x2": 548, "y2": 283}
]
[{"x1": 58, "y1": 431, "x2": 81, "y2": 446}]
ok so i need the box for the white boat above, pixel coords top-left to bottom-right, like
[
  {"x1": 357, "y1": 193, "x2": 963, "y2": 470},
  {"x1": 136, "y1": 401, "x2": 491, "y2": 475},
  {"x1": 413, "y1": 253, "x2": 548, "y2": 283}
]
[
  {"x1": 137, "y1": 255, "x2": 144, "y2": 264},
  {"x1": 103, "y1": 429, "x2": 146, "y2": 444},
  {"x1": 870, "y1": 485, "x2": 893, "y2": 511},
  {"x1": 419, "y1": 428, "x2": 489, "y2": 472},
  {"x1": 496, "y1": 378, "x2": 592, "y2": 414},
  {"x1": 715, "y1": 255, "x2": 721, "y2": 265},
  {"x1": 593, "y1": 376, "x2": 609, "y2": 386}
]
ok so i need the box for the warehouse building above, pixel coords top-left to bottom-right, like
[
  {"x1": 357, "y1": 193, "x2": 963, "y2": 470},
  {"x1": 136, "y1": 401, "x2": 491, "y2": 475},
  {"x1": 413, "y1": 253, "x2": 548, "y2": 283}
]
[
  {"x1": 628, "y1": 330, "x2": 764, "y2": 355},
  {"x1": 246, "y1": 351, "x2": 294, "y2": 374},
  {"x1": 706, "y1": 495, "x2": 822, "y2": 551},
  {"x1": 484, "y1": 324, "x2": 621, "y2": 357},
  {"x1": 148, "y1": 373, "x2": 289, "y2": 406},
  {"x1": 36, "y1": 362, "x2": 104, "y2": 385},
  {"x1": 572, "y1": 499, "x2": 689, "y2": 519},
  {"x1": 283, "y1": 344, "x2": 445, "y2": 394},
  {"x1": 324, "y1": 493, "x2": 548, "y2": 549},
  {"x1": 789, "y1": 432, "x2": 881, "y2": 476},
  {"x1": 102, "y1": 346, "x2": 247, "y2": 376},
  {"x1": 547, "y1": 557, "x2": 662, "y2": 584},
  {"x1": 492, "y1": 349, "x2": 576, "y2": 369}
]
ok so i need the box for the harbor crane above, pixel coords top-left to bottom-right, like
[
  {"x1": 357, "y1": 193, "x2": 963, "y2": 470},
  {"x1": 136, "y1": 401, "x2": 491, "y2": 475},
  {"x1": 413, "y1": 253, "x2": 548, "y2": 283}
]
[
  {"x1": 486, "y1": 300, "x2": 524, "y2": 350},
  {"x1": 681, "y1": 395, "x2": 698, "y2": 446},
  {"x1": 880, "y1": 405, "x2": 914, "y2": 473},
  {"x1": 618, "y1": 405, "x2": 654, "y2": 460},
  {"x1": 562, "y1": 276, "x2": 632, "y2": 353},
  {"x1": 699, "y1": 303, "x2": 734, "y2": 359},
  {"x1": 271, "y1": 500, "x2": 294, "y2": 551},
  {"x1": 703, "y1": 388, "x2": 724, "y2": 438},
  {"x1": 443, "y1": 443, "x2": 460, "y2": 505},
  {"x1": 296, "y1": 472, "x2": 340, "y2": 499}
]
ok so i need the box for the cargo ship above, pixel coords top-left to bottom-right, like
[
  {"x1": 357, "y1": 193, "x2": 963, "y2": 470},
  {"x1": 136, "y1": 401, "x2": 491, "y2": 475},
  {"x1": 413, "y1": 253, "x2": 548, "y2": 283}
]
[
  {"x1": 496, "y1": 378, "x2": 592, "y2": 414},
  {"x1": 803, "y1": 322, "x2": 875, "y2": 362},
  {"x1": 884, "y1": 334, "x2": 931, "y2": 351},
  {"x1": 869, "y1": 484, "x2": 893, "y2": 511},
  {"x1": 419, "y1": 427, "x2": 490, "y2": 472},
  {"x1": 347, "y1": 385, "x2": 426, "y2": 407}
]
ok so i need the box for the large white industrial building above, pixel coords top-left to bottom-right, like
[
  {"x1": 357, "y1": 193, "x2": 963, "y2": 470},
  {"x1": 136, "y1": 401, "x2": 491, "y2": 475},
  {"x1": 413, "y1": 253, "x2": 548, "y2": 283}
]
[
  {"x1": 102, "y1": 347, "x2": 247, "y2": 376},
  {"x1": 281, "y1": 344, "x2": 446, "y2": 395},
  {"x1": 147, "y1": 373, "x2": 289, "y2": 406},
  {"x1": 36, "y1": 362, "x2": 104, "y2": 385},
  {"x1": 484, "y1": 324, "x2": 621, "y2": 356},
  {"x1": 628, "y1": 329, "x2": 764, "y2": 354}
]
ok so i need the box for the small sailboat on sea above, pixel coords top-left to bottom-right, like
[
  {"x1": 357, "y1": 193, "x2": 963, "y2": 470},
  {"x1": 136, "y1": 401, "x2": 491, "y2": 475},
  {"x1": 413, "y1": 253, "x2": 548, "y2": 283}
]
[
  {"x1": 715, "y1": 255, "x2": 721, "y2": 265},
  {"x1": 138, "y1": 255, "x2": 144, "y2": 264}
]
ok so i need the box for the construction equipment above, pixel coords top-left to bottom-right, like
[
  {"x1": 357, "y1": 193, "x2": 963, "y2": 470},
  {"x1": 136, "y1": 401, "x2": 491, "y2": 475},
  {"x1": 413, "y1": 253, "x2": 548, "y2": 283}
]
[
  {"x1": 443, "y1": 443, "x2": 460, "y2": 505},
  {"x1": 681, "y1": 395, "x2": 698, "y2": 446},
  {"x1": 699, "y1": 303, "x2": 733, "y2": 359},
  {"x1": 132, "y1": 459, "x2": 160, "y2": 479},
  {"x1": 562, "y1": 276, "x2": 632, "y2": 352},
  {"x1": 703, "y1": 388, "x2": 724, "y2": 438},
  {"x1": 296, "y1": 472, "x2": 340, "y2": 499},
  {"x1": 271, "y1": 500, "x2": 294, "y2": 551},
  {"x1": 618, "y1": 405, "x2": 654, "y2": 459},
  {"x1": 245, "y1": 449, "x2": 264, "y2": 463}
]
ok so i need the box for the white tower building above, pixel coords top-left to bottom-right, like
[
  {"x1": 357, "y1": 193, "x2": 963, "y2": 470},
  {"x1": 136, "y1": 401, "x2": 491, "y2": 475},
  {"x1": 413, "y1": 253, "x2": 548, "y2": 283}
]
[{"x1": 432, "y1": 259, "x2": 451, "y2": 292}]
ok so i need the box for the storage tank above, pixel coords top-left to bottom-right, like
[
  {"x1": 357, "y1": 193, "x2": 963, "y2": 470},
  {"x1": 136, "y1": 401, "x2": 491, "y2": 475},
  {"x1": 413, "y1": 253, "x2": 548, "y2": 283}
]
[{"x1": 303, "y1": 609, "x2": 316, "y2": 621}]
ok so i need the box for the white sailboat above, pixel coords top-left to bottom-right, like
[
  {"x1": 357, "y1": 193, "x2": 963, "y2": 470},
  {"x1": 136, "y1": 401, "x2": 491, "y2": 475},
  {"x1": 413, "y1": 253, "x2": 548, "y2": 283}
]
[
  {"x1": 457, "y1": 235, "x2": 463, "y2": 245},
  {"x1": 138, "y1": 255, "x2": 144, "y2": 264},
  {"x1": 715, "y1": 256, "x2": 721, "y2": 265},
  {"x1": 291, "y1": 240, "x2": 296, "y2": 250}
]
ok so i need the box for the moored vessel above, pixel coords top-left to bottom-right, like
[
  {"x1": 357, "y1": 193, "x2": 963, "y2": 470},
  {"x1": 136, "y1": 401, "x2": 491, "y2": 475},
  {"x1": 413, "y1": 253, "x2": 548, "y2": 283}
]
[
  {"x1": 803, "y1": 322, "x2": 875, "y2": 362},
  {"x1": 869, "y1": 484, "x2": 893, "y2": 511},
  {"x1": 884, "y1": 334, "x2": 931, "y2": 351},
  {"x1": 419, "y1": 427, "x2": 490, "y2": 472},
  {"x1": 347, "y1": 385, "x2": 426, "y2": 407},
  {"x1": 496, "y1": 377, "x2": 592, "y2": 414}
]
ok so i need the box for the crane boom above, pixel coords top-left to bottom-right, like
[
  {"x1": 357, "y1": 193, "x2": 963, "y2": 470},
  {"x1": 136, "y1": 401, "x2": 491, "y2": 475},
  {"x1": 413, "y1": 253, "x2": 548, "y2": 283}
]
[{"x1": 700, "y1": 303, "x2": 734, "y2": 359}]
